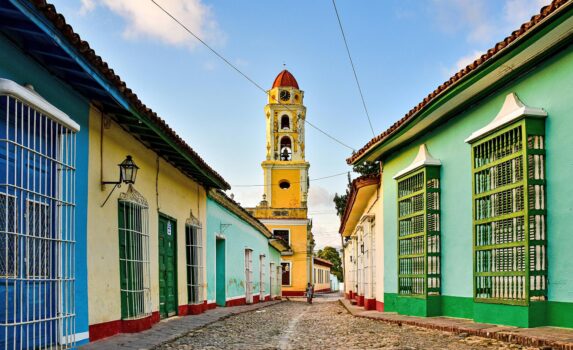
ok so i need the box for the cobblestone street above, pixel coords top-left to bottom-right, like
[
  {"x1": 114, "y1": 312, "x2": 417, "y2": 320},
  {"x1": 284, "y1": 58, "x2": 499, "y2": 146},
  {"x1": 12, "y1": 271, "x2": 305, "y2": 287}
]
[{"x1": 155, "y1": 299, "x2": 537, "y2": 350}]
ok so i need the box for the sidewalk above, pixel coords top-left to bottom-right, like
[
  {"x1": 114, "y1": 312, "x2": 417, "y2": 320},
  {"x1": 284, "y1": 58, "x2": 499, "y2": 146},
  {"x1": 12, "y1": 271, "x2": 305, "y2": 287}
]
[
  {"x1": 81, "y1": 301, "x2": 282, "y2": 350},
  {"x1": 340, "y1": 298, "x2": 573, "y2": 350}
]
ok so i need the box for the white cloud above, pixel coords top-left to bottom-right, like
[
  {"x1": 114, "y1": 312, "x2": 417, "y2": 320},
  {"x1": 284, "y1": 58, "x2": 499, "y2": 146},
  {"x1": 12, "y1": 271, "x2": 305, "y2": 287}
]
[
  {"x1": 431, "y1": 0, "x2": 496, "y2": 44},
  {"x1": 441, "y1": 0, "x2": 549, "y2": 79},
  {"x1": 80, "y1": 0, "x2": 225, "y2": 50},
  {"x1": 431, "y1": 0, "x2": 548, "y2": 45},
  {"x1": 307, "y1": 185, "x2": 335, "y2": 209},
  {"x1": 441, "y1": 49, "x2": 483, "y2": 77},
  {"x1": 503, "y1": 0, "x2": 549, "y2": 31}
]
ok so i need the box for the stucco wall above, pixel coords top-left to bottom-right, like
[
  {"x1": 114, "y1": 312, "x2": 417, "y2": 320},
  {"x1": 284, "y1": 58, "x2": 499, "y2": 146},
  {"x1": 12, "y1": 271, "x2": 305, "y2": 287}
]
[
  {"x1": 313, "y1": 264, "x2": 331, "y2": 291},
  {"x1": 87, "y1": 107, "x2": 207, "y2": 325},
  {"x1": 0, "y1": 34, "x2": 90, "y2": 341},
  {"x1": 271, "y1": 169, "x2": 302, "y2": 208},
  {"x1": 382, "y1": 44, "x2": 573, "y2": 303},
  {"x1": 375, "y1": 179, "x2": 385, "y2": 303},
  {"x1": 265, "y1": 223, "x2": 309, "y2": 292},
  {"x1": 206, "y1": 197, "x2": 278, "y2": 302},
  {"x1": 268, "y1": 246, "x2": 282, "y2": 297}
]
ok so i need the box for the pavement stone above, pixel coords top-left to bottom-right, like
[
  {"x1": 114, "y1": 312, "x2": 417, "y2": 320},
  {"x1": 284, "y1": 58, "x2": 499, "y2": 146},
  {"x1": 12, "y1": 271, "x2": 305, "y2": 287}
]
[
  {"x1": 155, "y1": 297, "x2": 538, "y2": 349},
  {"x1": 80, "y1": 301, "x2": 282, "y2": 350}
]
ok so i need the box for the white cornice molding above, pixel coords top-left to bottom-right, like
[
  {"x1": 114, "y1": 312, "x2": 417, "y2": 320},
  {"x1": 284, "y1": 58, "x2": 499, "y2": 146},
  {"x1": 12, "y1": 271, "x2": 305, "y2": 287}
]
[
  {"x1": 465, "y1": 93, "x2": 547, "y2": 143},
  {"x1": 259, "y1": 218, "x2": 309, "y2": 226},
  {"x1": 0, "y1": 78, "x2": 80, "y2": 132},
  {"x1": 393, "y1": 144, "x2": 441, "y2": 179}
]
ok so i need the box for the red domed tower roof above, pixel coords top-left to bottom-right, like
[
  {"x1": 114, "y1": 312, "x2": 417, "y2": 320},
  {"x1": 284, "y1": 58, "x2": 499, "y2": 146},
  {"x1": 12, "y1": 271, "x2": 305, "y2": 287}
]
[{"x1": 272, "y1": 69, "x2": 299, "y2": 89}]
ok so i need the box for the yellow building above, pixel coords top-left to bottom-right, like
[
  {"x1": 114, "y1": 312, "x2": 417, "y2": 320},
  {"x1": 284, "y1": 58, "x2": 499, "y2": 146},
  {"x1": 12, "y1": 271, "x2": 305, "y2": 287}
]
[
  {"x1": 87, "y1": 103, "x2": 229, "y2": 340},
  {"x1": 247, "y1": 70, "x2": 316, "y2": 296}
]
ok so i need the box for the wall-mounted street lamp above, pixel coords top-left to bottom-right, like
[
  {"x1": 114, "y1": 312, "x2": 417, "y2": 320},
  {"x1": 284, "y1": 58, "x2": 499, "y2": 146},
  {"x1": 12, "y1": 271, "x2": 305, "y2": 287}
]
[{"x1": 101, "y1": 155, "x2": 140, "y2": 207}]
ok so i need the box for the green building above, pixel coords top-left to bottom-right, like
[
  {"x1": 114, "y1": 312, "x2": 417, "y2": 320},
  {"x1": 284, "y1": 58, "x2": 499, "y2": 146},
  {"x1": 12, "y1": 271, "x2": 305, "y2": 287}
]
[
  {"x1": 347, "y1": 0, "x2": 573, "y2": 328},
  {"x1": 206, "y1": 190, "x2": 288, "y2": 308}
]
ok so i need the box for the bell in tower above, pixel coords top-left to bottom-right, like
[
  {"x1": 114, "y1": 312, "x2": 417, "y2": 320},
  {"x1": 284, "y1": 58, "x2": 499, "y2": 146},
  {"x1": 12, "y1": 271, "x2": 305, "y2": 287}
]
[{"x1": 280, "y1": 136, "x2": 292, "y2": 161}]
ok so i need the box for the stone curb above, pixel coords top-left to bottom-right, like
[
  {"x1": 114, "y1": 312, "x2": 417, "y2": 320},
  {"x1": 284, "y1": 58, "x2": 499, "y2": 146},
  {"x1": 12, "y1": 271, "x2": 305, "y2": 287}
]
[
  {"x1": 81, "y1": 300, "x2": 283, "y2": 350},
  {"x1": 339, "y1": 299, "x2": 573, "y2": 350}
]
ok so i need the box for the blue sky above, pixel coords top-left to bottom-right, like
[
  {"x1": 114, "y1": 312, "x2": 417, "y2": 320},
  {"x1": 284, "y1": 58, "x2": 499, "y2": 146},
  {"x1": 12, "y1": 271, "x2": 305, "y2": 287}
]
[{"x1": 50, "y1": 0, "x2": 548, "y2": 249}]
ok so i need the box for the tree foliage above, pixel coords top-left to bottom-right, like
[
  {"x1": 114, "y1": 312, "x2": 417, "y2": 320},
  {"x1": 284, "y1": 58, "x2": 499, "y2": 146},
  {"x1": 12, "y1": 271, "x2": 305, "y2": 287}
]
[
  {"x1": 317, "y1": 246, "x2": 343, "y2": 282},
  {"x1": 352, "y1": 160, "x2": 380, "y2": 176}
]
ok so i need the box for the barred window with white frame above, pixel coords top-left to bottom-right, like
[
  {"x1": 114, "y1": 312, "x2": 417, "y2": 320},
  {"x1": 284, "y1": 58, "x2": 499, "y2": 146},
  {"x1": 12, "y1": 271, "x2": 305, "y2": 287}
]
[
  {"x1": 0, "y1": 81, "x2": 78, "y2": 349},
  {"x1": 0, "y1": 194, "x2": 17, "y2": 278},
  {"x1": 118, "y1": 189, "x2": 152, "y2": 320},
  {"x1": 259, "y1": 254, "x2": 265, "y2": 297},
  {"x1": 26, "y1": 200, "x2": 51, "y2": 278},
  {"x1": 186, "y1": 222, "x2": 203, "y2": 304}
]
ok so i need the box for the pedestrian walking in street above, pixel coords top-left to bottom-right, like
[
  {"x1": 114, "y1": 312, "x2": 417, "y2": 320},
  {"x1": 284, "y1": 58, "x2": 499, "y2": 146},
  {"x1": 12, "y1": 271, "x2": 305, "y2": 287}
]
[{"x1": 306, "y1": 283, "x2": 314, "y2": 304}]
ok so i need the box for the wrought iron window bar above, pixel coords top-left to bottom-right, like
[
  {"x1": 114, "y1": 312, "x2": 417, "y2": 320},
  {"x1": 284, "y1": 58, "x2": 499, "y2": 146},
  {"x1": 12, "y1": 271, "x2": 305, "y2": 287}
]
[
  {"x1": 396, "y1": 167, "x2": 441, "y2": 298},
  {"x1": 470, "y1": 119, "x2": 547, "y2": 305}
]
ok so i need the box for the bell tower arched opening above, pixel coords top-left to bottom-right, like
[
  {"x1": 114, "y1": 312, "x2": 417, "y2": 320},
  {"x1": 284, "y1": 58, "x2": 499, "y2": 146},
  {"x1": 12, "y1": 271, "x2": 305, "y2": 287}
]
[
  {"x1": 281, "y1": 115, "x2": 290, "y2": 130},
  {"x1": 280, "y1": 136, "x2": 292, "y2": 161}
]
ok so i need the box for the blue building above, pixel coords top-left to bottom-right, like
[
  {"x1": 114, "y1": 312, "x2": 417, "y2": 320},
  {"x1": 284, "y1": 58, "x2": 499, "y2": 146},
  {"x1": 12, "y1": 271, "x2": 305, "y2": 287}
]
[{"x1": 0, "y1": 0, "x2": 91, "y2": 347}]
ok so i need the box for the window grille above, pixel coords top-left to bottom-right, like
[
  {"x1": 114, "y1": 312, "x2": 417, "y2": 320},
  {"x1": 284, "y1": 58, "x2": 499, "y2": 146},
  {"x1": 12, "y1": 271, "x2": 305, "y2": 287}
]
[
  {"x1": 281, "y1": 262, "x2": 290, "y2": 286},
  {"x1": 471, "y1": 121, "x2": 547, "y2": 305},
  {"x1": 370, "y1": 220, "x2": 376, "y2": 299},
  {"x1": 270, "y1": 262, "x2": 275, "y2": 298},
  {"x1": 396, "y1": 167, "x2": 441, "y2": 297},
  {"x1": 275, "y1": 266, "x2": 281, "y2": 295},
  {"x1": 259, "y1": 255, "x2": 265, "y2": 299},
  {"x1": 245, "y1": 249, "x2": 253, "y2": 302},
  {"x1": 0, "y1": 93, "x2": 77, "y2": 349},
  {"x1": 118, "y1": 186, "x2": 151, "y2": 319},
  {"x1": 186, "y1": 218, "x2": 203, "y2": 305},
  {"x1": 356, "y1": 230, "x2": 364, "y2": 296}
]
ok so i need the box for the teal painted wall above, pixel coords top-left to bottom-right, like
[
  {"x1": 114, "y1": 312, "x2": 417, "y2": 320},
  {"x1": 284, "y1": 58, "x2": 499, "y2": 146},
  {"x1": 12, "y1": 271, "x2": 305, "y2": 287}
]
[
  {"x1": 206, "y1": 197, "x2": 281, "y2": 303},
  {"x1": 269, "y1": 245, "x2": 282, "y2": 297},
  {"x1": 381, "y1": 43, "x2": 573, "y2": 326},
  {"x1": 0, "y1": 34, "x2": 91, "y2": 342}
]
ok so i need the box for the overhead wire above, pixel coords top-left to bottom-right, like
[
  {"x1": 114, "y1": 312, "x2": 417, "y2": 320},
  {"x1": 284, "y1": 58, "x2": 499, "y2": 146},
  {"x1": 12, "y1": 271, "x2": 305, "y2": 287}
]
[
  {"x1": 150, "y1": 0, "x2": 356, "y2": 152},
  {"x1": 331, "y1": 0, "x2": 375, "y2": 137},
  {"x1": 232, "y1": 171, "x2": 349, "y2": 187}
]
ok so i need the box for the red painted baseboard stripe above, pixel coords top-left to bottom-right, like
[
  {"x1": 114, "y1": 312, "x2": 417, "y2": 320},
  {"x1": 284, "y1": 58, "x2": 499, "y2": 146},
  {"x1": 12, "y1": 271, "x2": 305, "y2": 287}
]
[
  {"x1": 364, "y1": 298, "x2": 376, "y2": 311},
  {"x1": 89, "y1": 311, "x2": 160, "y2": 341}
]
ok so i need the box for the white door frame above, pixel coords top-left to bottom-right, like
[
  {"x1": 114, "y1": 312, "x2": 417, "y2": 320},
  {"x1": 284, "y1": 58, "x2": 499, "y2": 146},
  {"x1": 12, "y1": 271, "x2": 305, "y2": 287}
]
[{"x1": 245, "y1": 249, "x2": 253, "y2": 303}]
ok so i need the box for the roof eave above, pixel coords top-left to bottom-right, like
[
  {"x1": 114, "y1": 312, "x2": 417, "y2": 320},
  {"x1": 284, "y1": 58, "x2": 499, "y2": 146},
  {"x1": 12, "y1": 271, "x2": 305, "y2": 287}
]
[{"x1": 348, "y1": 0, "x2": 573, "y2": 165}]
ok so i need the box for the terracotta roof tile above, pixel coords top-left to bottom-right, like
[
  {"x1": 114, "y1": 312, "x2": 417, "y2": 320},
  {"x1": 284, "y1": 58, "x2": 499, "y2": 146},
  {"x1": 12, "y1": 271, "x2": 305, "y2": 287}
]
[
  {"x1": 28, "y1": 0, "x2": 230, "y2": 189},
  {"x1": 347, "y1": 0, "x2": 570, "y2": 165}
]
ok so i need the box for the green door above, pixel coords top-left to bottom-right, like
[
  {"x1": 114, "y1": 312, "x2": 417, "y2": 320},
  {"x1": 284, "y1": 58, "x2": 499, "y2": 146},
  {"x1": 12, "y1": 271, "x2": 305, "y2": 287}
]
[{"x1": 159, "y1": 215, "x2": 177, "y2": 318}]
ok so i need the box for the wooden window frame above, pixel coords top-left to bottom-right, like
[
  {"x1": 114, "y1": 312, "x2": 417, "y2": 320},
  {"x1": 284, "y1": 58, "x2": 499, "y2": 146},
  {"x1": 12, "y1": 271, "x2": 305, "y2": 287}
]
[
  {"x1": 396, "y1": 166, "x2": 441, "y2": 298},
  {"x1": 470, "y1": 119, "x2": 547, "y2": 306}
]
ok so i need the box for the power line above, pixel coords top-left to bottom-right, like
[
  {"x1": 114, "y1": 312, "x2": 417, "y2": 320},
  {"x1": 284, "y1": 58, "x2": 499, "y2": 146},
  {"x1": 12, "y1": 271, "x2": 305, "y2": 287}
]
[
  {"x1": 150, "y1": 0, "x2": 356, "y2": 151},
  {"x1": 232, "y1": 171, "x2": 349, "y2": 187},
  {"x1": 331, "y1": 0, "x2": 375, "y2": 137}
]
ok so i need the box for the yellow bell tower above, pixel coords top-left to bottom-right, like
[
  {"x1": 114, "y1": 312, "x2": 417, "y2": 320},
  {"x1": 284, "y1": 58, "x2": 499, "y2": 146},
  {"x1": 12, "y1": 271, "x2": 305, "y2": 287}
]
[
  {"x1": 247, "y1": 70, "x2": 314, "y2": 297},
  {"x1": 263, "y1": 70, "x2": 310, "y2": 208}
]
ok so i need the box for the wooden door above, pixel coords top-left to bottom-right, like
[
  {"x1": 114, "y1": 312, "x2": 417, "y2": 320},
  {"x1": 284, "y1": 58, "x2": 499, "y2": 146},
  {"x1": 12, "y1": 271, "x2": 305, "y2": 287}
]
[{"x1": 159, "y1": 215, "x2": 177, "y2": 318}]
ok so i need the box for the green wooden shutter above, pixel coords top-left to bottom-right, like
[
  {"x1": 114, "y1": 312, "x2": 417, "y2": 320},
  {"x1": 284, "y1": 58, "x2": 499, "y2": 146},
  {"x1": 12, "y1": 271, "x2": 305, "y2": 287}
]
[
  {"x1": 396, "y1": 166, "x2": 441, "y2": 297},
  {"x1": 470, "y1": 119, "x2": 547, "y2": 305}
]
